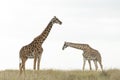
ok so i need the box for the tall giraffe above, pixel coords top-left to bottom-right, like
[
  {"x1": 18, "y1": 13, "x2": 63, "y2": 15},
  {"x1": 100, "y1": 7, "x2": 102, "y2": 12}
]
[
  {"x1": 62, "y1": 42, "x2": 103, "y2": 71},
  {"x1": 19, "y1": 16, "x2": 62, "y2": 74}
]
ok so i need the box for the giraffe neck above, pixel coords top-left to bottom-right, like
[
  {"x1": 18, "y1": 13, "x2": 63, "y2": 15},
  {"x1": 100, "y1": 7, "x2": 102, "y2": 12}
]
[
  {"x1": 34, "y1": 21, "x2": 53, "y2": 45},
  {"x1": 66, "y1": 42, "x2": 90, "y2": 51}
]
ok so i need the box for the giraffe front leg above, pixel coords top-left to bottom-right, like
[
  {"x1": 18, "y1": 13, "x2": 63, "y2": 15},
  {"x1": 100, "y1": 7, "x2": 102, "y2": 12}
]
[
  {"x1": 88, "y1": 60, "x2": 92, "y2": 70},
  {"x1": 37, "y1": 53, "x2": 42, "y2": 70},
  {"x1": 93, "y1": 60, "x2": 98, "y2": 71},
  {"x1": 37, "y1": 57, "x2": 40, "y2": 70},
  {"x1": 82, "y1": 57, "x2": 86, "y2": 71},
  {"x1": 34, "y1": 56, "x2": 37, "y2": 70},
  {"x1": 37, "y1": 47, "x2": 43, "y2": 70}
]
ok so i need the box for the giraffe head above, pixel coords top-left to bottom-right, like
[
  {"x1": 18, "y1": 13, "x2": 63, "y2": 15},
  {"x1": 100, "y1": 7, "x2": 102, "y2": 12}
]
[
  {"x1": 62, "y1": 42, "x2": 68, "y2": 50},
  {"x1": 51, "y1": 16, "x2": 62, "y2": 25}
]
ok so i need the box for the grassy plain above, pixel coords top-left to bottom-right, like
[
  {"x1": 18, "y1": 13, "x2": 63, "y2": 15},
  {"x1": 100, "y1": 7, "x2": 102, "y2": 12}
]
[{"x1": 0, "y1": 69, "x2": 120, "y2": 80}]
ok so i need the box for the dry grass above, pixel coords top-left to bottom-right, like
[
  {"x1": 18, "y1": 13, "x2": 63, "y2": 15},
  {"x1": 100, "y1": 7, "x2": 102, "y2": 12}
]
[{"x1": 0, "y1": 69, "x2": 120, "y2": 80}]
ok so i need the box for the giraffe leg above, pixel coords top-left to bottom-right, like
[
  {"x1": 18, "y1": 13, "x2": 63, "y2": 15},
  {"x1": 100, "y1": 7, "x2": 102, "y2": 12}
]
[
  {"x1": 19, "y1": 58, "x2": 24, "y2": 75},
  {"x1": 37, "y1": 53, "x2": 42, "y2": 70},
  {"x1": 37, "y1": 47, "x2": 43, "y2": 70},
  {"x1": 20, "y1": 57, "x2": 27, "y2": 75},
  {"x1": 93, "y1": 60, "x2": 98, "y2": 71},
  {"x1": 82, "y1": 58, "x2": 86, "y2": 71},
  {"x1": 37, "y1": 57, "x2": 40, "y2": 70},
  {"x1": 88, "y1": 60, "x2": 92, "y2": 70},
  {"x1": 23, "y1": 62, "x2": 26, "y2": 76},
  {"x1": 19, "y1": 62, "x2": 22, "y2": 75},
  {"x1": 98, "y1": 60, "x2": 103, "y2": 71},
  {"x1": 23, "y1": 58, "x2": 27, "y2": 75},
  {"x1": 34, "y1": 56, "x2": 37, "y2": 70}
]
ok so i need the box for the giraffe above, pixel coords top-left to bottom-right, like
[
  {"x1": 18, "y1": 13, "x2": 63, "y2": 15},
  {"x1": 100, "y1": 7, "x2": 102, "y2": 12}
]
[
  {"x1": 19, "y1": 16, "x2": 62, "y2": 74},
  {"x1": 62, "y1": 42, "x2": 103, "y2": 71}
]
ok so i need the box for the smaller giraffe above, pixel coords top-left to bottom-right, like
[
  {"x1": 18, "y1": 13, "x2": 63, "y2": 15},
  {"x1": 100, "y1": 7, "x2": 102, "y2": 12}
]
[{"x1": 62, "y1": 42, "x2": 103, "y2": 71}]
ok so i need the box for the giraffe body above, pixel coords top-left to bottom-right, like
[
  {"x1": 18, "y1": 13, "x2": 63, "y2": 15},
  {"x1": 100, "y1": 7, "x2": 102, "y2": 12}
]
[
  {"x1": 62, "y1": 42, "x2": 103, "y2": 71},
  {"x1": 19, "y1": 16, "x2": 62, "y2": 74}
]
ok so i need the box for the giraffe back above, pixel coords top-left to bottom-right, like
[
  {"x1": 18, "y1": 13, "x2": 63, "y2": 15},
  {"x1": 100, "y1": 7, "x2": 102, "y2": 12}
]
[{"x1": 83, "y1": 48, "x2": 102, "y2": 62}]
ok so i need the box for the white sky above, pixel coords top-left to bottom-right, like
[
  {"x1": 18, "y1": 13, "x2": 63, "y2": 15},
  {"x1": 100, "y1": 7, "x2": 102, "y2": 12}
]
[{"x1": 0, "y1": 0, "x2": 120, "y2": 70}]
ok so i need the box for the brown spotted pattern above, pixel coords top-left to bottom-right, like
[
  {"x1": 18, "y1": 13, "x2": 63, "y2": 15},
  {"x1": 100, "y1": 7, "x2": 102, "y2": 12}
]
[
  {"x1": 62, "y1": 42, "x2": 103, "y2": 71},
  {"x1": 19, "y1": 16, "x2": 62, "y2": 74}
]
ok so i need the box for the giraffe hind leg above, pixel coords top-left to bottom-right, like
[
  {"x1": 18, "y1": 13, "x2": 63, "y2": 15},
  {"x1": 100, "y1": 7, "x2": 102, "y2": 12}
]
[
  {"x1": 98, "y1": 60, "x2": 103, "y2": 71},
  {"x1": 20, "y1": 57, "x2": 27, "y2": 75},
  {"x1": 19, "y1": 63, "x2": 23, "y2": 75},
  {"x1": 19, "y1": 58, "x2": 23, "y2": 75}
]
